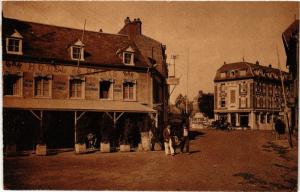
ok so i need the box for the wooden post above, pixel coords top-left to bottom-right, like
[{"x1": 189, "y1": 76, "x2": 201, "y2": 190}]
[
  {"x1": 35, "y1": 110, "x2": 47, "y2": 155},
  {"x1": 74, "y1": 111, "x2": 77, "y2": 146},
  {"x1": 74, "y1": 111, "x2": 87, "y2": 153}
]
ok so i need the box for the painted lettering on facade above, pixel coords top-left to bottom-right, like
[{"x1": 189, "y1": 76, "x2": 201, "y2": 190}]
[
  {"x1": 54, "y1": 81, "x2": 67, "y2": 90},
  {"x1": 86, "y1": 83, "x2": 98, "y2": 91},
  {"x1": 114, "y1": 84, "x2": 122, "y2": 92}
]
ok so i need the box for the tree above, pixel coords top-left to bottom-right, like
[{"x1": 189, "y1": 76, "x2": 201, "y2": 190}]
[
  {"x1": 198, "y1": 93, "x2": 214, "y2": 118},
  {"x1": 174, "y1": 93, "x2": 193, "y2": 122}
]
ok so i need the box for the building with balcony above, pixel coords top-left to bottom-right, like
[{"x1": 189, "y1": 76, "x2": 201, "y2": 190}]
[
  {"x1": 214, "y1": 61, "x2": 292, "y2": 130},
  {"x1": 3, "y1": 16, "x2": 169, "y2": 154}
]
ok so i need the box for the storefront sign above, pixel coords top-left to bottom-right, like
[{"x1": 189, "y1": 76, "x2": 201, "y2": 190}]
[{"x1": 167, "y1": 77, "x2": 179, "y2": 85}]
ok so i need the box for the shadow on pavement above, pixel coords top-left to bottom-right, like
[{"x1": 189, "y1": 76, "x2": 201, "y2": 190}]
[
  {"x1": 233, "y1": 172, "x2": 297, "y2": 190},
  {"x1": 189, "y1": 150, "x2": 200, "y2": 154},
  {"x1": 261, "y1": 141, "x2": 290, "y2": 161},
  {"x1": 189, "y1": 131, "x2": 205, "y2": 140}
]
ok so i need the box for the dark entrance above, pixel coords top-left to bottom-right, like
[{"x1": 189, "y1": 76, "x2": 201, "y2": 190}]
[
  {"x1": 46, "y1": 111, "x2": 74, "y2": 149},
  {"x1": 3, "y1": 109, "x2": 39, "y2": 151},
  {"x1": 231, "y1": 113, "x2": 236, "y2": 126},
  {"x1": 239, "y1": 113, "x2": 249, "y2": 128}
]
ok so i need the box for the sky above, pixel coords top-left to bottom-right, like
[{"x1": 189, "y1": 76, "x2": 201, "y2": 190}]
[{"x1": 2, "y1": 1, "x2": 299, "y2": 103}]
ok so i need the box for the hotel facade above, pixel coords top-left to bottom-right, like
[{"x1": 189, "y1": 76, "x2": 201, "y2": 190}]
[
  {"x1": 214, "y1": 61, "x2": 292, "y2": 130},
  {"x1": 3, "y1": 16, "x2": 169, "y2": 154}
]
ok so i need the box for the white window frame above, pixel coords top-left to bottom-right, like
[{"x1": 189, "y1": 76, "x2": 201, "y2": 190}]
[
  {"x1": 99, "y1": 79, "x2": 114, "y2": 100},
  {"x1": 3, "y1": 72, "x2": 23, "y2": 97},
  {"x1": 123, "y1": 52, "x2": 134, "y2": 65},
  {"x1": 69, "y1": 76, "x2": 85, "y2": 99},
  {"x1": 71, "y1": 39, "x2": 85, "y2": 61},
  {"x1": 33, "y1": 74, "x2": 52, "y2": 98},
  {"x1": 123, "y1": 46, "x2": 135, "y2": 66},
  {"x1": 71, "y1": 46, "x2": 84, "y2": 61},
  {"x1": 6, "y1": 29, "x2": 23, "y2": 55},
  {"x1": 122, "y1": 80, "x2": 137, "y2": 101}
]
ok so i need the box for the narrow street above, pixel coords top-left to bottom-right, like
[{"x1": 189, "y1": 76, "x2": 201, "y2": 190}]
[{"x1": 4, "y1": 129, "x2": 298, "y2": 191}]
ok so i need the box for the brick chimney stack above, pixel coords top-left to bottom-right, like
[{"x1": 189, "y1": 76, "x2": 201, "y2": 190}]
[{"x1": 119, "y1": 17, "x2": 142, "y2": 39}]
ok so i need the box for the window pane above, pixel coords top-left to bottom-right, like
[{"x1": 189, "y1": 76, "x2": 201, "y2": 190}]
[
  {"x1": 72, "y1": 47, "x2": 81, "y2": 59},
  {"x1": 123, "y1": 84, "x2": 128, "y2": 99},
  {"x1": 230, "y1": 90, "x2": 235, "y2": 103},
  {"x1": 4, "y1": 75, "x2": 20, "y2": 95},
  {"x1": 43, "y1": 78, "x2": 49, "y2": 96},
  {"x1": 124, "y1": 53, "x2": 132, "y2": 64},
  {"x1": 35, "y1": 78, "x2": 42, "y2": 96},
  {"x1": 100, "y1": 81, "x2": 111, "y2": 99},
  {"x1": 70, "y1": 79, "x2": 82, "y2": 98},
  {"x1": 8, "y1": 39, "x2": 20, "y2": 52},
  {"x1": 129, "y1": 83, "x2": 134, "y2": 99}
]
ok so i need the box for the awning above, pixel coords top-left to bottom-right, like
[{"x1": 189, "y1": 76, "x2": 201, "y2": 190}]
[{"x1": 3, "y1": 97, "x2": 155, "y2": 113}]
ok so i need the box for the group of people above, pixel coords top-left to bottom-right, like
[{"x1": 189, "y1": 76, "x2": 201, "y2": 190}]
[{"x1": 163, "y1": 122, "x2": 190, "y2": 156}]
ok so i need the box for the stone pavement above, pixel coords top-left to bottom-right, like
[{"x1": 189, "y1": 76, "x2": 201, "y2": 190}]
[{"x1": 3, "y1": 129, "x2": 298, "y2": 190}]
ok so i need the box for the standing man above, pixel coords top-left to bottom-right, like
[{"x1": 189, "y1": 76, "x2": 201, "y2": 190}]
[
  {"x1": 180, "y1": 122, "x2": 190, "y2": 154},
  {"x1": 163, "y1": 124, "x2": 175, "y2": 156}
]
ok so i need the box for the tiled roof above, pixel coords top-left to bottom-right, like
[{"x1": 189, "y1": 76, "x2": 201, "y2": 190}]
[
  {"x1": 118, "y1": 18, "x2": 167, "y2": 77},
  {"x1": 214, "y1": 61, "x2": 289, "y2": 82},
  {"x1": 134, "y1": 35, "x2": 167, "y2": 76},
  {"x1": 2, "y1": 17, "x2": 148, "y2": 68}
]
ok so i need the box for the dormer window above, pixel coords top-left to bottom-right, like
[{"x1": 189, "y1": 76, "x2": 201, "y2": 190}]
[
  {"x1": 240, "y1": 70, "x2": 246, "y2": 76},
  {"x1": 71, "y1": 39, "x2": 84, "y2": 61},
  {"x1": 220, "y1": 72, "x2": 226, "y2": 78},
  {"x1": 123, "y1": 46, "x2": 135, "y2": 65},
  {"x1": 230, "y1": 71, "x2": 235, "y2": 77},
  {"x1": 6, "y1": 29, "x2": 23, "y2": 55}
]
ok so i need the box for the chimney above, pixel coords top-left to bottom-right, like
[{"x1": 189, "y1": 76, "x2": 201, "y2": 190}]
[
  {"x1": 119, "y1": 17, "x2": 142, "y2": 38},
  {"x1": 124, "y1": 17, "x2": 131, "y2": 25},
  {"x1": 256, "y1": 60, "x2": 259, "y2": 65},
  {"x1": 269, "y1": 64, "x2": 272, "y2": 68},
  {"x1": 99, "y1": 29, "x2": 103, "y2": 33},
  {"x1": 133, "y1": 18, "x2": 142, "y2": 35}
]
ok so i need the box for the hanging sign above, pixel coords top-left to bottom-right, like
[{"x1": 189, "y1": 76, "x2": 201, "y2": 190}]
[{"x1": 167, "y1": 77, "x2": 179, "y2": 85}]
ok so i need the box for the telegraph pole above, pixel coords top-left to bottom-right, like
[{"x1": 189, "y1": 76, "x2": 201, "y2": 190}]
[{"x1": 186, "y1": 49, "x2": 189, "y2": 115}]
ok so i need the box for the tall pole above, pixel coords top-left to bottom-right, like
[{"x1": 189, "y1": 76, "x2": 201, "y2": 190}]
[
  {"x1": 186, "y1": 48, "x2": 189, "y2": 115},
  {"x1": 77, "y1": 19, "x2": 86, "y2": 73},
  {"x1": 276, "y1": 46, "x2": 293, "y2": 148}
]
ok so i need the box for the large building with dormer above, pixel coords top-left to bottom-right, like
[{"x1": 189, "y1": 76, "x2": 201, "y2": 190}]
[
  {"x1": 2, "y1": 16, "x2": 169, "y2": 154},
  {"x1": 214, "y1": 61, "x2": 292, "y2": 130}
]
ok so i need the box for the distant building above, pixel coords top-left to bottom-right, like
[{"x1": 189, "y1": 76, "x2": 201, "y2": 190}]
[
  {"x1": 282, "y1": 19, "x2": 299, "y2": 132},
  {"x1": 2, "y1": 16, "x2": 169, "y2": 154},
  {"x1": 214, "y1": 61, "x2": 292, "y2": 130}
]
